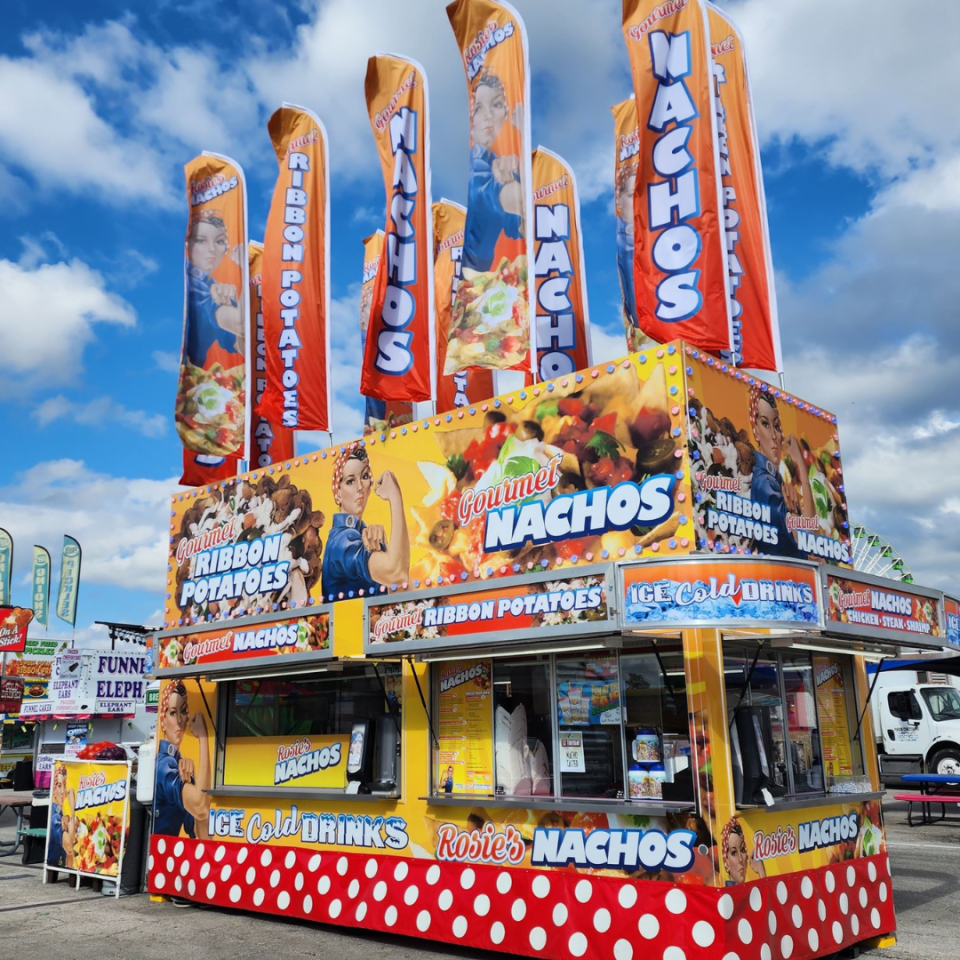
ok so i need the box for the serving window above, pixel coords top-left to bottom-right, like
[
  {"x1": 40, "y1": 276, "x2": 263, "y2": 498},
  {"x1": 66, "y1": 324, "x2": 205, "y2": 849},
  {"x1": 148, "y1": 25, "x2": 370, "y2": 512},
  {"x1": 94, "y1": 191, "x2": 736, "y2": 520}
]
[
  {"x1": 219, "y1": 665, "x2": 401, "y2": 794},
  {"x1": 725, "y1": 644, "x2": 866, "y2": 806},
  {"x1": 431, "y1": 643, "x2": 695, "y2": 805}
]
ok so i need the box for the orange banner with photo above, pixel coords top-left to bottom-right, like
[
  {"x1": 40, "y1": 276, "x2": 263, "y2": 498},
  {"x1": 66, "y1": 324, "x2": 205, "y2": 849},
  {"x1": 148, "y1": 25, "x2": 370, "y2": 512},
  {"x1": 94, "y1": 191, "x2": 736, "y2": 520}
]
[
  {"x1": 433, "y1": 200, "x2": 494, "y2": 411},
  {"x1": 362, "y1": 54, "x2": 435, "y2": 403},
  {"x1": 259, "y1": 104, "x2": 331, "y2": 432},
  {"x1": 248, "y1": 241, "x2": 294, "y2": 467},
  {"x1": 612, "y1": 96, "x2": 641, "y2": 351},
  {"x1": 707, "y1": 3, "x2": 782, "y2": 373},
  {"x1": 361, "y1": 233, "x2": 414, "y2": 435},
  {"x1": 531, "y1": 147, "x2": 591, "y2": 382},
  {"x1": 177, "y1": 153, "x2": 248, "y2": 459},
  {"x1": 446, "y1": 0, "x2": 535, "y2": 376},
  {"x1": 621, "y1": 0, "x2": 731, "y2": 353}
]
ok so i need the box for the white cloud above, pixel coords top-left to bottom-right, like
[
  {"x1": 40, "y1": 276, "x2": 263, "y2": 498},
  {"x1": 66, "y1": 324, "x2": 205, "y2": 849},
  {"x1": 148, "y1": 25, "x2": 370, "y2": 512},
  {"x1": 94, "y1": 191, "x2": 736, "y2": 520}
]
[
  {"x1": 0, "y1": 459, "x2": 177, "y2": 594},
  {"x1": 33, "y1": 395, "x2": 167, "y2": 438},
  {"x1": 0, "y1": 256, "x2": 136, "y2": 388},
  {"x1": 152, "y1": 349, "x2": 181, "y2": 373},
  {"x1": 726, "y1": 0, "x2": 960, "y2": 179},
  {"x1": 0, "y1": 55, "x2": 176, "y2": 207}
]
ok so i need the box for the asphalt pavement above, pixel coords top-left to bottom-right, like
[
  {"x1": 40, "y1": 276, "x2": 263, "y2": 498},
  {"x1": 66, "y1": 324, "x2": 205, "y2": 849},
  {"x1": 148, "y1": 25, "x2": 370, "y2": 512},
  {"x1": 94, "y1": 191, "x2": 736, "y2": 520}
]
[{"x1": 0, "y1": 791, "x2": 957, "y2": 960}]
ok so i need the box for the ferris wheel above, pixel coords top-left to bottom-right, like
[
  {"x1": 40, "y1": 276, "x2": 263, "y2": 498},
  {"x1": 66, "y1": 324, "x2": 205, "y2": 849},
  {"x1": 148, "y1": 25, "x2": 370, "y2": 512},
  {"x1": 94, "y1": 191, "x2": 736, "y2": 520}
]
[{"x1": 850, "y1": 524, "x2": 914, "y2": 583}]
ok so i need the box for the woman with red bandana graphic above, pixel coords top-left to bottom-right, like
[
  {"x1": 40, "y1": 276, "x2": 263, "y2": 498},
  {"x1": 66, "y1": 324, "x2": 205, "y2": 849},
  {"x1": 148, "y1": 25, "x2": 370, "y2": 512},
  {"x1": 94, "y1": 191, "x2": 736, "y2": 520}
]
[{"x1": 321, "y1": 444, "x2": 410, "y2": 600}]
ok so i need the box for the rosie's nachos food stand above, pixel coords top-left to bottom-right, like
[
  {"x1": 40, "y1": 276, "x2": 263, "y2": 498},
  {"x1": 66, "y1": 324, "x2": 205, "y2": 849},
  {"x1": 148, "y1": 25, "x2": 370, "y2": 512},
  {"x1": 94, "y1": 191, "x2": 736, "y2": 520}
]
[{"x1": 148, "y1": 345, "x2": 949, "y2": 959}]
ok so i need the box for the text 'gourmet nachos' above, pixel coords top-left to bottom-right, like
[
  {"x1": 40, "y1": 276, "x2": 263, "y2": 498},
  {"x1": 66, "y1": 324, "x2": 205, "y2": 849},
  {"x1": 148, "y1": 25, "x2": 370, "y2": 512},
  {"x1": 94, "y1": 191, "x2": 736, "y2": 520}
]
[{"x1": 408, "y1": 361, "x2": 681, "y2": 586}]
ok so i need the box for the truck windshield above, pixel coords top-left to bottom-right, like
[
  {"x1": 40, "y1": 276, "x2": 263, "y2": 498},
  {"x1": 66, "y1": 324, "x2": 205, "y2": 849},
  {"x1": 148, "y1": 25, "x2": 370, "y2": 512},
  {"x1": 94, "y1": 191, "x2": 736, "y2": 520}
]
[{"x1": 921, "y1": 687, "x2": 960, "y2": 721}]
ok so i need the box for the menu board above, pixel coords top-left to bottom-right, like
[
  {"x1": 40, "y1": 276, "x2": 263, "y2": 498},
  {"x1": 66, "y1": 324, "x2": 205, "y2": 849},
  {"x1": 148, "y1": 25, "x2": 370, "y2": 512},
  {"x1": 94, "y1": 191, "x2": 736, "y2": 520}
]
[
  {"x1": 813, "y1": 656, "x2": 854, "y2": 779},
  {"x1": 436, "y1": 660, "x2": 493, "y2": 795},
  {"x1": 557, "y1": 656, "x2": 621, "y2": 726}
]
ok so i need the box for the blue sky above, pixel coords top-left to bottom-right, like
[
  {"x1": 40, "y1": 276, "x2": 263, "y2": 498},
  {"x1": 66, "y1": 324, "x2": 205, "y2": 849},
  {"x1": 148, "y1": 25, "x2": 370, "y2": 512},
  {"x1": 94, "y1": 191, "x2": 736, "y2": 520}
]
[{"x1": 0, "y1": 0, "x2": 958, "y2": 641}]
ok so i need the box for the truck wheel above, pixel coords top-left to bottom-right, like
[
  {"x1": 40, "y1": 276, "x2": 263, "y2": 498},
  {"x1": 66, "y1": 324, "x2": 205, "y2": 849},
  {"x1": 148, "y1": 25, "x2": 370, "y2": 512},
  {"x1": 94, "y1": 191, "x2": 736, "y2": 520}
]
[{"x1": 930, "y1": 748, "x2": 960, "y2": 775}]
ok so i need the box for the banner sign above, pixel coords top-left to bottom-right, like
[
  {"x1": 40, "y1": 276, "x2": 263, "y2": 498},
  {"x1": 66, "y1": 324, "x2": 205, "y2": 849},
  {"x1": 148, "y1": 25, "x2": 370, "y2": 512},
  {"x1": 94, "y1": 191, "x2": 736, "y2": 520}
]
[
  {"x1": 686, "y1": 351, "x2": 851, "y2": 565},
  {"x1": 0, "y1": 676, "x2": 23, "y2": 714},
  {"x1": 259, "y1": 104, "x2": 332, "y2": 432},
  {"x1": 824, "y1": 572, "x2": 942, "y2": 640},
  {"x1": 612, "y1": 96, "x2": 641, "y2": 351},
  {"x1": 164, "y1": 353, "x2": 686, "y2": 628},
  {"x1": 531, "y1": 146, "x2": 591, "y2": 381},
  {"x1": 946, "y1": 596, "x2": 960, "y2": 650},
  {"x1": 93, "y1": 653, "x2": 148, "y2": 714},
  {"x1": 177, "y1": 152, "x2": 249, "y2": 459},
  {"x1": 180, "y1": 449, "x2": 239, "y2": 488},
  {"x1": 50, "y1": 650, "x2": 94, "y2": 714},
  {"x1": 707, "y1": 3, "x2": 781, "y2": 373},
  {"x1": 56, "y1": 535, "x2": 82, "y2": 627},
  {"x1": 362, "y1": 54, "x2": 435, "y2": 403},
  {"x1": 436, "y1": 659, "x2": 493, "y2": 795},
  {"x1": 157, "y1": 610, "x2": 332, "y2": 674},
  {"x1": 433, "y1": 200, "x2": 494, "y2": 411},
  {"x1": 0, "y1": 606, "x2": 32, "y2": 653},
  {"x1": 248, "y1": 240, "x2": 294, "y2": 469},
  {"x1": 46, "y1": 759, "x2": 132, "y2": 882},
  {"x1": 445, "y1": 0, "x2": 536, "y2": 375},
  {"x1": 621, "y1": 0, "x2": 731, "y2": 353},
  {"x1": 364, "y1": 567, "x2": 614, "y2": 654},
  {"x1": 0, "y1": 527, "x2": 11, "y2": 607},
  {"x1": 32, "y1": 545, "x2": 51, "y2": 627},
  {"x1": 2, "y1": 637, "x2": 68, "y2": 675},
  {"x1": 620, "y1": 558, "x2": 820, "y2": 628},
  {"x1": 18, "y1": 679, "x2": 52, "y2": 718},
  {"x1": 223, "y1": 734, "x2": 347, "y2": 790},
  {"x1": 360, "y1": 231, "x2": 414, "y2": 434}
]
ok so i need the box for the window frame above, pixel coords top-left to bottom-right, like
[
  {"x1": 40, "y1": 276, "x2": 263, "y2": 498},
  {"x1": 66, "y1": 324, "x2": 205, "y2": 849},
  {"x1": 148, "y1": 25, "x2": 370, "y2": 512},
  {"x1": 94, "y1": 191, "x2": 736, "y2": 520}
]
[
  {"x1": 724, "y1": 642, "x2": 866, "y2": 803},
  {"x1": 215, "y1": 664, "x2": 402, "y2": 794},
  {"x1": 429, "y1": 644, "x2": 696, "y2": 806}
]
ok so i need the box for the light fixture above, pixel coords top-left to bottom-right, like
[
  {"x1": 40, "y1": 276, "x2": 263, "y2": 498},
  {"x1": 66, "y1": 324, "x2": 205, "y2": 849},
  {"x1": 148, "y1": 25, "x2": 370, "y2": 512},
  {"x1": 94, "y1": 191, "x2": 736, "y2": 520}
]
[
  {"x1": 416, "y1": 639, "x2": 620, "y2": 663},
  {"x1": 208, "y1": 662, "x2": 341, "y2": 683},
  {"x1": 770, "y1": 640, "x2": 886, "y2": 657}
]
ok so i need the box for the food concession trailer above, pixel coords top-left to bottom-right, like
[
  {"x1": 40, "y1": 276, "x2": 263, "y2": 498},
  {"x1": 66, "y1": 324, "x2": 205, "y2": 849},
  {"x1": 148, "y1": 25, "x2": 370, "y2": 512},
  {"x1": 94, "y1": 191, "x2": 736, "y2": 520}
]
[{"x1": 147, "y1": 344, "x2": 949, "y2": 959}]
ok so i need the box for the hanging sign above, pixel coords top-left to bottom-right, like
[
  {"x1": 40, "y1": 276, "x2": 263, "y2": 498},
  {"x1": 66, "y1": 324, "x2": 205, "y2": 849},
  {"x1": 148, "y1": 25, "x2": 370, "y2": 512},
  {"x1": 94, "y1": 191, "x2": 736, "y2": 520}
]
[
  {"x1": 823, "y1": 571, "x2": 942, "y2": 641},
  {"x1": 364, "y1": 566, "x2": 615, "y2": 654},
  {"x1": 156, "y1": 610, "x2": 332, "y2": 675},
  {"x1": 621, "y1": 557, "x2": 821, "y2": 629},
  {"x1": 0, "y1": 607, "x2": 33, "y2": 653}
]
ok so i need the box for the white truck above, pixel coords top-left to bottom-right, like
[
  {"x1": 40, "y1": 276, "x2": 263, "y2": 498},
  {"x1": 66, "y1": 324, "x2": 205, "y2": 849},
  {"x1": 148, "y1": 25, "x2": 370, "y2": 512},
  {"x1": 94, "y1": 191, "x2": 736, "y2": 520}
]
[{"x1": 869, "y1": 663, "x2": 960, "y2": 778}]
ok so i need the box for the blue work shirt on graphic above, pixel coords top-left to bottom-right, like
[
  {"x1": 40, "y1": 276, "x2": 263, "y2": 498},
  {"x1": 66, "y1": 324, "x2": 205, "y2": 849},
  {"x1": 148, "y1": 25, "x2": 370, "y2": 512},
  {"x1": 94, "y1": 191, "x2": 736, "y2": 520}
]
[
  {"x1": 751, "y1": 452, "x2": 803, "y2": 559},
  {"x1": 463, "y1": 146, "x2": 523, "y2": 273},
  {"x1": 185, "y1": 262, "x2": 239, "y2": 366},
  {"x1": 321, "y1": 513, "x2": 384, "y2": 600},
  {"x1": 154, "y1": 740, "x2": 196, "y2": 839}
]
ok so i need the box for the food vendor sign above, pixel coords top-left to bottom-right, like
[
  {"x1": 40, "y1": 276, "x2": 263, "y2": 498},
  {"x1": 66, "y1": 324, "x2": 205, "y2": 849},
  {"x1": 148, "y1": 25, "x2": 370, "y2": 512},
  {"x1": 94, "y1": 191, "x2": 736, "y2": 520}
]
[
  {"x1": 0, "y1": 607, "x2": 34, "y2": 653},
  {"x1": 163, "y1": 350, "x2": 688, "y2": 628},
  {"x1": 45, "y1": 759, "x2": 132, "y2": 892},
  {"x1": 620, "y1": 557, "x2": 821, "y2": 629},
  {"x1": 945, "y1": 596, "x2": 960, "y2": 650},
  {"x1": 823, "y1": 569, "x2": 943, "y2": 643},
  {"x1": 686, "y1": 349, "x2": 850, "y2": 565},
  {"x1": 156, "y1": 609, "x2": 332, "y2": 675},
  {"x1": 223, "y1": 734, "x2": 347, "y2": 790},
  {"x1": 364, "y1": 566, "x2": 616, "y2": 655}
]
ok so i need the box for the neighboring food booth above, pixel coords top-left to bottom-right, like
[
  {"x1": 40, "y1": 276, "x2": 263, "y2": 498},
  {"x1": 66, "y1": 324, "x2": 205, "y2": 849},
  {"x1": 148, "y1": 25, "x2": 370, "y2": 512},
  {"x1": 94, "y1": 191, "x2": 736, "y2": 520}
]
[{"x1": 147, "y1": 343, "x2": 950, "y2": 959}]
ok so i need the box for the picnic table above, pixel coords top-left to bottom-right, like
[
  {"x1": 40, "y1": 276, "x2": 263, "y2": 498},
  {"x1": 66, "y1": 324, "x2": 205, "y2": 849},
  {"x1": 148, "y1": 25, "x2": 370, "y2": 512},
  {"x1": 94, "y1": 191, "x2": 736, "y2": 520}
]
[
  {"x1": 895, "y1": 774, "x2": 960, "y2": 825},
  {"x1": 0, "y1": 790, "x2": 34, "y2": 858}
]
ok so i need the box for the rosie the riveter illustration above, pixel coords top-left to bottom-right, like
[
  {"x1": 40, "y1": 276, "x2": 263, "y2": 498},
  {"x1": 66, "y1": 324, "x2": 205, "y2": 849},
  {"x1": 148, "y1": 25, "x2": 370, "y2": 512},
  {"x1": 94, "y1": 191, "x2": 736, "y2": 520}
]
[
  {"x1": 464, "y1": 70, "x2": 524, "y2": 274},
  {"x1": 321, "y1": 443, "x2": 411, "y2": 600},
  {"x1": 185, "y1": 209, "x2": 245, "y2": 366},
  {"x1": 47, "y1": 761, "x2": 77, "y2": 869},
  {"x1": 154, "y1": 681, "x2": 211, "y2": 839},
  {"x1": 721, "y1": 816, "x2": 766, "y2": 885},
  {"x1": 749, "y1": 386, "x2": 816, "y2": 559}
]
